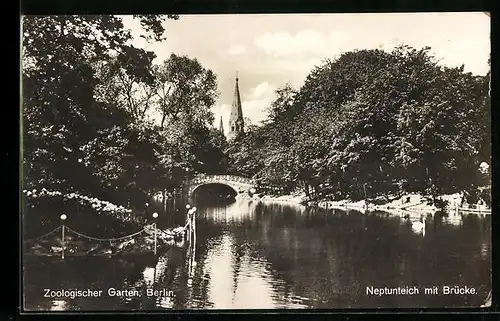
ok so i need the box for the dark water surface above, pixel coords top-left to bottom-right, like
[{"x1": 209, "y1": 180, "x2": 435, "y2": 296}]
[{"x1": 23, "y1": 196, "x2": 491, "y2": 310}]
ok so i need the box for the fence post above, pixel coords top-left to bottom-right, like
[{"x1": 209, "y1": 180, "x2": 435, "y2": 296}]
[
  {"x1": 152, "y1": 212, "x2": 158, "y2": 255},
  {"x1": 60, "y1": 214, "x2": 67, "y2": 259},
  {"x1": 173, "y1": 189, "x2": 177, "y2": 210},
  {"x1": 185, "y1": 204, "x2": 191, "y2": 239},
  {"x1": 192, "y1": 207, "x2": 197, "y2": 248}
]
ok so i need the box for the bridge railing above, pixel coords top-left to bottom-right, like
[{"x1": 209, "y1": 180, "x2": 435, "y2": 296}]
[{"x1": 191, "y1": 174, "x2": 255, "y2": 185}]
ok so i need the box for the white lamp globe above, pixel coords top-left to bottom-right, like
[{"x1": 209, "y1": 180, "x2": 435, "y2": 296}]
[
  {"x1": 186, "y1": 204, "x2": 191, "y2": 209},
  {"x1": 152, "y1": 212, "x2": 158, "y2": 218},
  {"x1": 60, "y1": 214, "x2": 67, "y2": 221}
]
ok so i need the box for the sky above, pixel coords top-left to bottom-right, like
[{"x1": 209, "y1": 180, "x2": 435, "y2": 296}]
[{"x1": 121, "y1": 13, "x2": 490, "y2": 133}]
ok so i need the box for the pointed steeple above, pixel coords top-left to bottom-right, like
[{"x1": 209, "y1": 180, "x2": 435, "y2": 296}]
[
  {"x1": 219, "y1": 116, "x2": 224, "y2": 135},
  {"x1": 228, "y1": 71, "x2": 244, "y2": 140}
]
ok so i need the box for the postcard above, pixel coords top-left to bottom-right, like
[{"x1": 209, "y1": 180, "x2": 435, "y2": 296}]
[{"x1": 21, "y1": 12, "x2": 491, "y2": 311}]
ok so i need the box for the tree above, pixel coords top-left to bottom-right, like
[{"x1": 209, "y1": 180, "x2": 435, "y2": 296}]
[
  {"x1": 230, "y1": 45, "x2": 490, "y2": 204},
  {"x1": 93, "y1": 54, "x2": 157, "y2": 121},
  {"x1": 191, "y1": 127, "x2": 228, "y2": 174},
  {"x1": 153, "y1": 54, "x2": 219, "y2": 129},
  {"x1": 22, "y1": 15, "x2": 179, "y2": 227},
  {"x1": 266, "y1": 84, "x2": 299, "y2": 124},
  {"x1": 226, "y1": 126, "x2": 266, "y2": 179},
  {"x1": 22, "y1": 15, "x2": 172, "y2": 188}
]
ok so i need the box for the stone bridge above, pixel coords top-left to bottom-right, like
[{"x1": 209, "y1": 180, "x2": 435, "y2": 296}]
[{"x1": 187, "y1": 174, "x2": 256, "y2": 196}]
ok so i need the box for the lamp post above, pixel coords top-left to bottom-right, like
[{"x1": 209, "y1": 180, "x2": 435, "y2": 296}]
[
  {"x1": 191, "y1": 207, "x2": 197, "y2": 247},
  {"x1": 185, "y1": 167, "x2": 190, "y2": 192},
  {"x1": 184, "y1": 204, "x2": 191, "y2": 240},
  {"x1": 188, "y1": 207, "x2": 196, "y2": 227},
  {"x1": 186, "y1": 207, "x2": 197, "y2": 244},
  {"x1": 60, "y1": 214, "x2": 67, "y2": 259},
  {"x1": 152, "y1": 212, "x2": 158, "y2": 255},
  {"x1": 187, "y1": 206, "x2": 195, "y2": 283},
  {"x1": 162, "y1": 189, "x2": 168, "y2": 217}
]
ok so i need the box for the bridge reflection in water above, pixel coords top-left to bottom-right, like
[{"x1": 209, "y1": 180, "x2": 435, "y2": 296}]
[{"x1": 23, "y1": 190, "x2": 491, "y2": 310}]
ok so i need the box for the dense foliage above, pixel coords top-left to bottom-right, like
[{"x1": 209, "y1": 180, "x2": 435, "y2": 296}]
[
  {"x1": 22, "y1": 16, "x2": 490, "y2": 235},
  {"x1": 228, "y1": 46, "x2": 491, "y2": 205},
  {"x1": 22, "y1": 15, "x2": 227, "y2": 233}
]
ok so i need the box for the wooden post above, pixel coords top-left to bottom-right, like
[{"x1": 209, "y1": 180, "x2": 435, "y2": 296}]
[
  {"x1": 191, "y1": 217, "x2": 196, "y2": 276},
  {"x1": 152, "y1": 212, "x2": 158, "y2": 255},
  {"x1": 173, "y1": 189, "x2": 176, "y2": 210},
  {"x1": 192, "y1": 211, "x2": 196, "y2": 249},
  {"x1": 162, "y1": 189, "x2": 166, "y2": 217},
  {"x1": 185, "y1": 204, "x2": 191, "y2": 241},
  {"x1": 189, "y1": 214, "x2": 193, "y2": 243},
  {"x1": 153, "y1": 222, "x2": 157, "y2": 255},
  {"x1": 165, "y1": 190, "x2": 168, "y2": 219},
  {"x1": 60, "y1": 214, "x2": 67, "y2": 259},
  {"x1": 61, "y1": 225, "x2": 65, "y2": 259}
]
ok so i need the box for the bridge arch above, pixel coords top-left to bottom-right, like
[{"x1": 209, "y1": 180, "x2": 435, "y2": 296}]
[
  {"x1": 190, "y1": 182, "x2": 239, "y2": 197},
  {"x1": 187, "y1": 174, "x2": 256, "y2": 197}
]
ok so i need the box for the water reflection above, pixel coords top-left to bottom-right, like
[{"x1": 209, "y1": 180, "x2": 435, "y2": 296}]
[
  {"x1": 199, "y1": 198, "x2": 262, "y2": 223},
  {"x1": 202, "y1": 233, "x2": 237, "y2": 308},
  {"x1": 195, "y1": 232, "x2": 305, "y2": 309},
  {"x1": 23, "y1": 196, "x2": 491, "y2": 310}
]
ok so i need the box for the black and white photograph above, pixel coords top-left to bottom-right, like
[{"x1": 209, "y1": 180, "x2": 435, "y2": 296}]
[{"x1": 21, "y1": 13, "x2": 491, "y2": 311}]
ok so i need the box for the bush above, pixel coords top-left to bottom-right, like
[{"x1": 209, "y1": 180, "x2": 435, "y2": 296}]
[{"x1": 22, "y1": 188, "x2": 146, "y2": 238}]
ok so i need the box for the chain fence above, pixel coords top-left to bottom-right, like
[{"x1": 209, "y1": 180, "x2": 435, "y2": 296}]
[
  {"x1": 22, "y1": 223, "x2": 184, "y2": 258},
  {"x1": 23, "y1": 207, "x2": 198, "y2": 258},
  {"x1": 23, "y1": 226, "x2": 63, "y2": 243}
]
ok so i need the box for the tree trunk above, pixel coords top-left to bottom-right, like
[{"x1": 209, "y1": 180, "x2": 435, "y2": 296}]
[
  {"x1": 303, "y1": 182, "x2": 310, "y2": 198},
  {"x1": 313, "y1": 184, "x2": 319, "y2": 200},
  {"x1": 160, "y1": 111, "x2": 167, "y2": 129}
]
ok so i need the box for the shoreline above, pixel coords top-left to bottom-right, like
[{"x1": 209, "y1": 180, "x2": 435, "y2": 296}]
[{"x1": 243, "y1": 192, "x2": 491, "y2": 218}]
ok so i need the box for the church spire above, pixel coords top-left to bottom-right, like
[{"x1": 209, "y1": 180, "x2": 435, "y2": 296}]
[
  {"x1": 228, "y1": 72, "x2": 244, "y2": 140},
  {"x1": 219, "y1": 116, "x2": 224, "y2": 134}
]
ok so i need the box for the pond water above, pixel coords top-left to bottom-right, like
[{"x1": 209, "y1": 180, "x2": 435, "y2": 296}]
[{"x1": 23, "y1": 190, "x2": 491, "y2": 310}]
